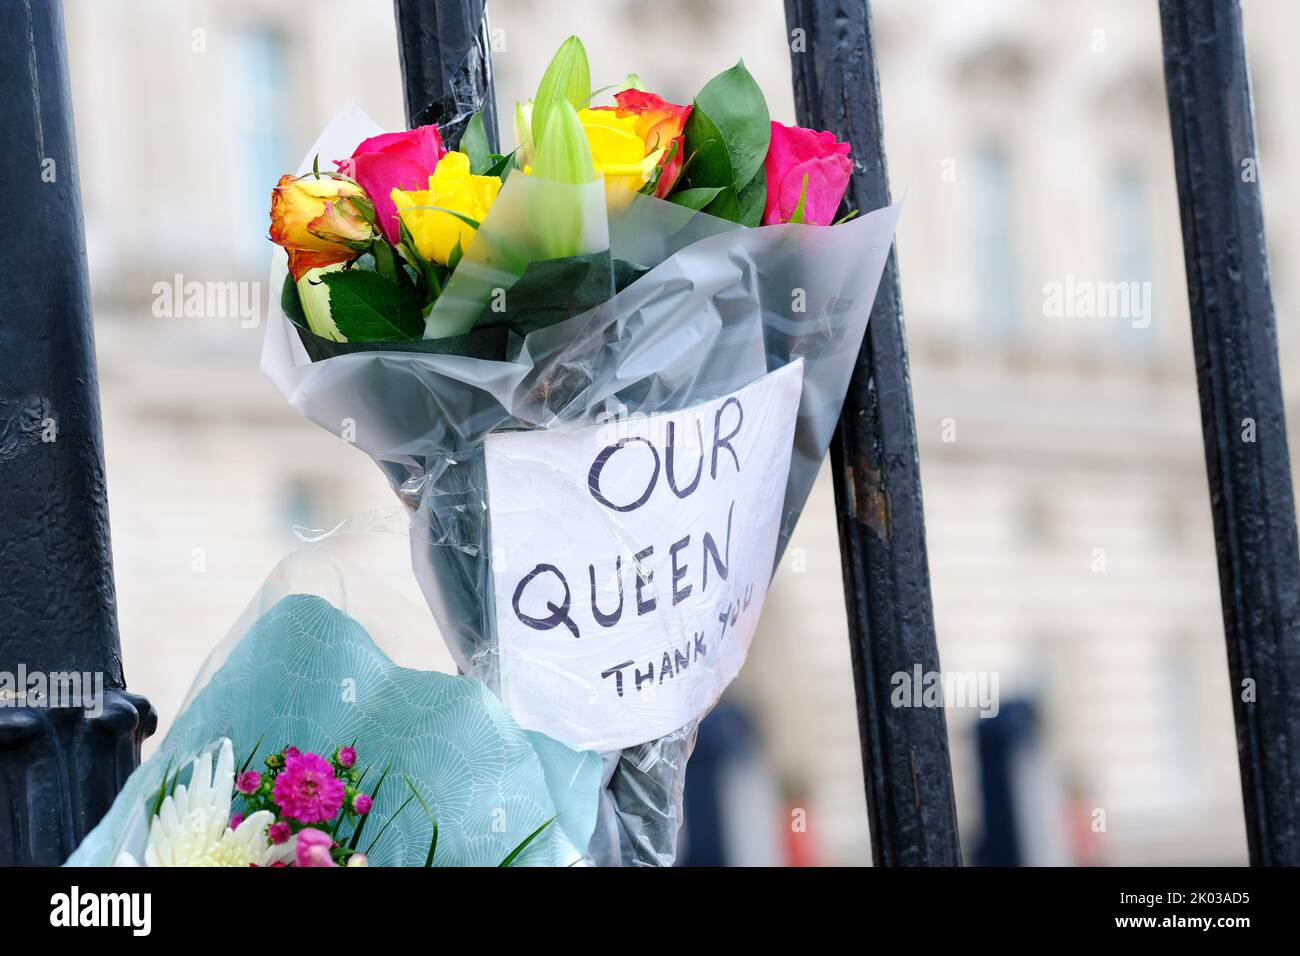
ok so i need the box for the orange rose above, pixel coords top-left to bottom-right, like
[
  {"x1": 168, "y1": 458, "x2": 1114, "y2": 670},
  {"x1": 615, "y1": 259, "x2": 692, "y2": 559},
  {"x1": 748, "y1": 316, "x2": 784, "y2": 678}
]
[
  {"x1": 598, "y1": 90, "x2": 691, "y2": 198},
  {"x1": 269, "y1": 174, "x2": 372, "y2": 280}
]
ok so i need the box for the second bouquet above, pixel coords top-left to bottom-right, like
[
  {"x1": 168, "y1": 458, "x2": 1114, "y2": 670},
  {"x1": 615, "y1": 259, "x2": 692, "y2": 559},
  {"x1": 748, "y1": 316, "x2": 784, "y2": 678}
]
[{"x1": 262, "y1": 36, "x2": 900, "y2": 866}]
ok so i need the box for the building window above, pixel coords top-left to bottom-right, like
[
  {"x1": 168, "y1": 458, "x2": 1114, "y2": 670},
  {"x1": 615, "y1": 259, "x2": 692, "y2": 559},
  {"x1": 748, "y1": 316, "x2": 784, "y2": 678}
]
[
  {"x1": 970, "y1": 144, "x2": 1019, "y2": 337},
  {"x1": 231, "y1": 26, "x2": 289, "y2": 262},
  {"x1": 1107, "y1": 164, "x2": 1155, "y2": 349}
]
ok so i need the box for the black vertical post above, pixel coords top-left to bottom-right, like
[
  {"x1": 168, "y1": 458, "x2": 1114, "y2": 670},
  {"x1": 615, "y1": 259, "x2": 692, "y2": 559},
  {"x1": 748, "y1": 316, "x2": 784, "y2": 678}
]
[
  {"x1": 393, "y1": 0, "x2": 499, "y2": 152},
  {"x1": 0, "y1": 0, "x2": 154, "y2": 865},
  {"x1": 1160, "y1": 0, "x2": 1300, "y2": 866},
  {"x1": 784, "y1": 0, "x2": 961, "y2": 865}
]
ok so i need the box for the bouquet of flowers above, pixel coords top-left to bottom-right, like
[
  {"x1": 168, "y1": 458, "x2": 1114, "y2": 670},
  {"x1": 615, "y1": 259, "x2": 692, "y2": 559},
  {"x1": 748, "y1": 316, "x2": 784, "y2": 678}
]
[
  {"x1": 270, "y1": 38, "x2": 860, "y2": 351},
  {"x1": 261, "y1": 36, "x2": 900, "y2": 865},
  {"x1": 116, "y1": 737, "x2": 554, "y2": 868},
  {"x1": 70, "y1": 549, "x2": 601, "y2": 867},
  {"x1": 117, "y1": 739, "x2": 376, "y2": 868}
]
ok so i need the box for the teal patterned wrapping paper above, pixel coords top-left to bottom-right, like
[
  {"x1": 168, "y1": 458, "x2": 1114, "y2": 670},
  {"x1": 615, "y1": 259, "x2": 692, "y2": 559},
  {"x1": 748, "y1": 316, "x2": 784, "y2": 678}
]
[{"x1": 69, "y1": 592, "x2": 602, "y2": 867}]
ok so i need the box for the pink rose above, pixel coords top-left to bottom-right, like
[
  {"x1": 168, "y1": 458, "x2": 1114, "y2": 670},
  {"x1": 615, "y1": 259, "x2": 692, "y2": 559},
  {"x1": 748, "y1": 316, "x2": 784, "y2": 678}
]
[
  {"x1": 335, "y1": 125, "x2": 446, "y2": 244},
  {"x1": 762, "y1": 122, "x2": 853, "y2": 226}
]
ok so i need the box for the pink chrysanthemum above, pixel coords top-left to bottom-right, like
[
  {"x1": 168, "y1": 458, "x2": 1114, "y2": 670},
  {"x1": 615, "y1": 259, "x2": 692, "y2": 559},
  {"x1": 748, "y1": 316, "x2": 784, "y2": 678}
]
[
  {"x1": 353, "y1": 793, "x2": 372, "y2": 815},
  {"x1": 236, "y1": 770, "x2": 261, "y2": 795},
  {"x1": 230, "y1": 813, "x2": 244, "y2": 830},
  {"x1": 272, "y1": 752, "x2": 346, "y2": 823},
  {"x1": 268, "y1": 821, "x2": 292, "y2": 845},
  {"x1": 283, "y1": 745, "x2": 301, "y2": 760},
  {"x1": 337, "y1": 746, "x2": 357, "y2": 768}
]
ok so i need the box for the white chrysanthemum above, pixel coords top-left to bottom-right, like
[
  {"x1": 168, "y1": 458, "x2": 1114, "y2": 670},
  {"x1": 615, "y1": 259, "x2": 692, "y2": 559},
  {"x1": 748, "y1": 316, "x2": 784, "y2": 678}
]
[{"x1": 116, "y1": 738, "x2": 295, "y2": 867}]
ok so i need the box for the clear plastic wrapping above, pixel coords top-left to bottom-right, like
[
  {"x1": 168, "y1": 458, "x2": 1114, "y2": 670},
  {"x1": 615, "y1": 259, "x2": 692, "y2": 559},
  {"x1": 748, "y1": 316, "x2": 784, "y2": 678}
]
[{"x1": 262, "y1": 108, "x2": 901, "y2": 865}]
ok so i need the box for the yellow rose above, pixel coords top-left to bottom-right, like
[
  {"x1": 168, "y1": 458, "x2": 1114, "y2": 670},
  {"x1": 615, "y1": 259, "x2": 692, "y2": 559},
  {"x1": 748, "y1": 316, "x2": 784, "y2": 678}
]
[
  {"x1": 577, "y1": 108, "x2": 665, "y2": 206},
  {"x1": 269, "y1": 174, "x2": 368, "y2": 279},
  {"x1": 391, "y1": 152, "x2": 501, "y2": 266}
]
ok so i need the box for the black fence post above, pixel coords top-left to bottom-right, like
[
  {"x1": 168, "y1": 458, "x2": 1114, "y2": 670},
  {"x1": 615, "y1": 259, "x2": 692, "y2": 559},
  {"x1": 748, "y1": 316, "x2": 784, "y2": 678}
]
[
  {"x1": 1160, "y1": 0, "x2": 1300, "y2": 866},
  {"x1": 393, "y1": 0, "x2": 499, "y2": 151},
  {"x1": 0, "y1": 0, "x2": 155, "y2": 866},
  {"x1": 784, "y1": 0, "x2": 962, "y2": 865}
]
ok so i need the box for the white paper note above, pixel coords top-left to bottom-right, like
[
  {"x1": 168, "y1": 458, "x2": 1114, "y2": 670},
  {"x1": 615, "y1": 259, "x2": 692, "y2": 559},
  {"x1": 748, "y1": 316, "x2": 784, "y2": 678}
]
[{"x1": 485, "y1": 360, "x2": 804, "y2": 751}]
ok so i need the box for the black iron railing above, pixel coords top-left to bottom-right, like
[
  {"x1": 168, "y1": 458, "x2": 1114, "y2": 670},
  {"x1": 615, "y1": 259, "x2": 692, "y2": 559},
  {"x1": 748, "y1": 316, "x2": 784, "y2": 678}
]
[
  {"x1": 1160, "y1": 0, "x2": 1300, "y2": 866},
  {"x1": 0, "y1": 0, "x2": 154, "y2": 867},
  {"x1": 0, "y1": 0, "x2": 1294, "y2": 868}
]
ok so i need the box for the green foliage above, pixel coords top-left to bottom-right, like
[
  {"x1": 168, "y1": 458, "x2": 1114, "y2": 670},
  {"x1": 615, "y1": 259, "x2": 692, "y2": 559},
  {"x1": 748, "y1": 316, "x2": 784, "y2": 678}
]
[
  {"x1": 484, "y1": 149, "x2": 519, "y2": 182},
  {"x1": 401, "y1": 775, "x2": 441, "y2": 867},
  {"x1": 498, "y1": 816, "x2": 556, "y2": 867},
  {"x1": 290, "y1": 311, "x2": 512, "y2": 362},
  {"x1": 281, "y1": 271, "x2": 306, "y2": 325},
  {"x1": 787, "y1": 173, "x2": 810, "y2": 225},
  {"x1": 460, "y1": 111, "x2": 492, "y2": 174},
  {"x1": 668, "y1": 186, "x2": 723, "y2": 212},
  {"x1": 676, "y1": 60, "x2": 771, "y2": 225},
  {"x1": 319, "y1": 269, "x2": 425, "y2": 341},
  {"x1": 476, "y1": 252, "x2": 617, "y2": 336},
  {"x1": 346, "y1": 763, "x2": 392, "y2": 852}
]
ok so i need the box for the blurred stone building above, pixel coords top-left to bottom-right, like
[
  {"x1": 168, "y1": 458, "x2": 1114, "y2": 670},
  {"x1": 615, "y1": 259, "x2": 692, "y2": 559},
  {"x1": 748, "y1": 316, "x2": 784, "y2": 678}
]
[{"x1": 65, "y1": 0, "x2": 1300, "y2": 864}]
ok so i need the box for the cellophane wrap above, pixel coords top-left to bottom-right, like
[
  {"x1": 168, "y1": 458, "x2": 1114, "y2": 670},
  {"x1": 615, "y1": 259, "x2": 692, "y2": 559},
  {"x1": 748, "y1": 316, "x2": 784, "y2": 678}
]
[
  {"x1": 263, "y1": 106, "x2": 901, "y2": 866},
  {"x1": 68, "y1": 545, "x2": 602, "y2": 867}
]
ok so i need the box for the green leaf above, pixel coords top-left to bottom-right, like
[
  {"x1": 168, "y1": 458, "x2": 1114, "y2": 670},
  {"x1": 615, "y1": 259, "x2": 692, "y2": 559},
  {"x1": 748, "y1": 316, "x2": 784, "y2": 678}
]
[
  {"x1": 401, "y1": 775, "x2": 440, "y2": 867},
  {"x1": 474, "y1": 251, "x2": 615, "y2": 336},
  {"x1": 684, "y1": 60, "x2": 769, "y2": 194},
  {"x1": 347, "y1": 763, "x2": 392, "y2": 851},
  {"x1": 321, "y1": 268, "x2": 424, "y2": 341},
  {"x1": 281, "y1": 272, "x2": 306, "y2": 325},
  {"x1": 297, "y1": 264, "x2": 347, "y2": 341},
  {"x1": 485, "y1": 149, "x2": 519, "y2": 181},
  {"x1": 403, "y1": 204, "x2": 482, "y2": 232},
  {"x1": 398, "y1": 215, "x2": 443, "y2": 300},
  {"x1": 737, "y1": 165, "x2": 768, "y2": 227},
  {"x1": 668, "y1": 186, "x2": 723, "y2": 211},
  {"x1": 150, "y1": 758, "x2": 175, "y2": 820},
  {"x1": 237, "y1": 734, "x2": 265, "y2": 776},
  {"x1": 579, "y1": 84, "x2": 620, "y2": 107},
  {"x1": 460, "y1": 111, "x2": 492, "y2": 174},
  {"x1": 369, "y1": 239, "x2": 402, "y2": 285},
  {"x1": 680, "y1": 106, "x2": 734, "y2": 191},
  {"x1": 704, "y1": 185, "x2": 741, "y2": 222},
  {"x1": 364, "y1": 793, "x2": 416, "y2": 856},
  {"x1": 498, "y1": 816, "x2": 556, "y2": 867},
  {"x1": 787, "y1": 173, "x2": 809, "y2": 225}
]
